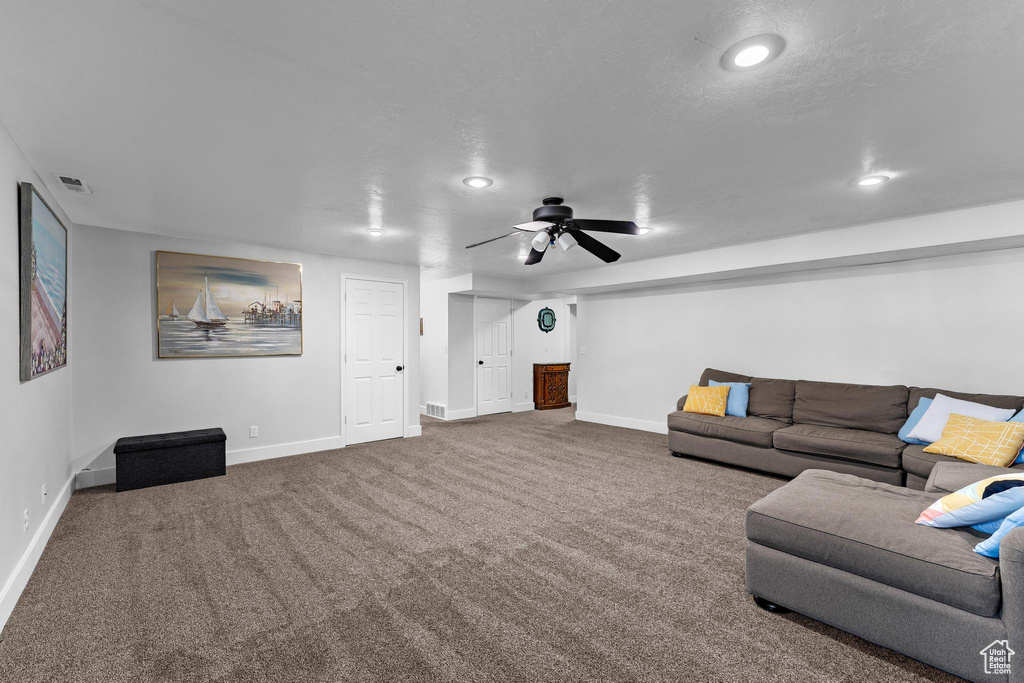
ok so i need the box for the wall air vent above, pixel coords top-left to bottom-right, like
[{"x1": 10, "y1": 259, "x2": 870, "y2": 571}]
[
  {"x1": 424, "y1": 403, "x2": 446, "y2": 419},
  {"x1": 53, "y1": 174, "x2": 92, "y2": 194}
]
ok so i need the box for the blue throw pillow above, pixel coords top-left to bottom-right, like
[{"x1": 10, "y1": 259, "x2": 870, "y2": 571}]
[
  {"x1": 709, "y1": 380, "x2": 750, "y2": 418},
  {"x1": 976, "y1": 504, "x2": 1024, "y2": 558},
  {"x1": 899, "y1": 397, "x2": 933, "y2": 445},
  {"x1": 1012, "y1": 410, "x2": 1024, "y2": 464}
]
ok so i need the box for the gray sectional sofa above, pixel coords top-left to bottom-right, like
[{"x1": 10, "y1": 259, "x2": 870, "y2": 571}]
[
  {"x1": 747, "y1": 464, "x2": 1024, "y2": 682},
  {"x1": 668, "y1": 368, "x2": 1024, "y2": 489}
]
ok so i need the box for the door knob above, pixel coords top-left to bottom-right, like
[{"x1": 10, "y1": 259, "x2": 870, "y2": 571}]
[
  {"x1": 478, "y1": 360, "x2": 483, "y2": 365},
  {"x1": 396, "y1": 365, "x2": 404, "y2": 372}
]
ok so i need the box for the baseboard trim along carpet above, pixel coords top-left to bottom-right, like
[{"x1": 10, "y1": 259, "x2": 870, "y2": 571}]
[
  {"x1": 513, "y1": 401, "x2": 534, "y2": 413},
  {"x1": 0, "y1": 472, "x2": 74, "y2": 634},
  {"x1": 574, "y1": 410, "x2": 668, "y2": 434},
  {"x1": 76, "y1": 429, "x2": 426, "y2": 491},
  {"x1": 76, "y1": 467, "x2": 117, "y2": 489},
  {"x1": 444, "y1": 408, "x2": 478, "y2": 421}
]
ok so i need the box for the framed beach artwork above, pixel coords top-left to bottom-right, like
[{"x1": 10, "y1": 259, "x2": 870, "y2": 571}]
[
  {"x1": 19, "y1": 183, "x2": 68, "y2": 381},
  {"x1": 156, "y1": 251, "x2": 302, "y2": 358}
]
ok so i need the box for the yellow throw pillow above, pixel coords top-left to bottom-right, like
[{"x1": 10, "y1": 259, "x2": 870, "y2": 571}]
[
  {"x1": 683, "y1": 384, "x2": 730, "y2": 417},
  {"x1": 923, "y1": 414, "x2": 1024, "y2": 467}
]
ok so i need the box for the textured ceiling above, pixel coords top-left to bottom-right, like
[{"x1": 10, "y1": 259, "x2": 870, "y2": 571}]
[{"x1": 1, "y1": 0, "x2": 1022, "y2": 279}]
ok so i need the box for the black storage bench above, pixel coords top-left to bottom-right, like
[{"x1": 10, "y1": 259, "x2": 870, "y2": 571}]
[{"x1": 114, "y1": 428, "x2": 226, "y2": 492}]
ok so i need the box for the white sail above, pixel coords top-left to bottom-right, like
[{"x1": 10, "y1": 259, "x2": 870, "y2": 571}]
[
  {"x1": 204, "y1": 277, "x2": 227, "y2": 321},
  {"x1": 170, "y1": 301, "x2": 180, "y2": 317},
  {"x1": 187, "y1": 292, "x2": 209, "y2": 322}
]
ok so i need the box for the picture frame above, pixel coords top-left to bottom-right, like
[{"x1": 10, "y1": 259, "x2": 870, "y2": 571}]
[
  {"x1": 156, "y1": 250, "x2": 303, "y2": 358},
  {"x1": 19, "y1": 182, "x2": 68, "y2": 381}
]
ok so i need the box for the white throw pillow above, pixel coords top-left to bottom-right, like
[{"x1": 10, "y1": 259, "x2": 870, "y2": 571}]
[{"x1": 906, "y1": 393, "x2": 1016, "y2": 444}]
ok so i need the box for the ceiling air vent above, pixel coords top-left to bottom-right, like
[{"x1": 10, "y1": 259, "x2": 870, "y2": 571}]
[{"x1": 53, "y1": 174, "x2": 91, "y2": 194}]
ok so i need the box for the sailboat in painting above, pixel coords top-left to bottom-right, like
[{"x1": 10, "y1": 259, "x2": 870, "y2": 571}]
[
  {"x1": 166, "y1": 300, "x2": 180, "y2": 320},
  {"x1": 187, "y1": 277, "x2": 228, "y2": 329}
]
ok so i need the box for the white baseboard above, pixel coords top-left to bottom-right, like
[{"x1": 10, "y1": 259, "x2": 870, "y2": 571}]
[
  {"x1": 569, "y1": 395, "x2": 577, "y2": 403},
  {"x1": 227, "y1": 436, "x2": 345, "y2": 466},
  {"x1": 418, "y1": 405, "x2": 426, "y2": 415},
  {"x1": 1, "y1": 472, "x2": 74, "y2": 634},
  {"x1": 513, "y1": 401, "x2": 534, "y2": 413},
  {"x1": 76, "y1": 467, "x2": 116, "y2": 489},
  {"x1": 574, "y1": 411, "x2": 668, "y2": 434},
  {"x1": 445, "y1": 408, "x2": 477, "y2": 421},
  {"x1": 76, "y1": 429, "x2": 429, "y2": 490}
]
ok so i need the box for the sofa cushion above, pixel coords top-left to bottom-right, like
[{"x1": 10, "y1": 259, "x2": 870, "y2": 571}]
[
  {"x1": 746, "y1": 470, "x2": 1002, "y2": 617},
  {"x1": 905, "y1": 444, "x2": 1024, "y2": 481},
  {"x1": 926, "y1": 461, "x2": 1024, "y2": 495},
  {"x1": 667, "y1": 411, "x2": 785, "y2": 448},
  {"x1": 698, "y1": 367, "x2": 752, "y2": 386},
  {"x1": 772, "y1": 424, "x2": 905, "y2": 468},
  {"x1": 748, "y1": 378, "x2": 796, "y2": 423},
  {"x1": 792, "y1": 380, "x2": 909, "y2": 434},
  {"x1": 909, "y1": 386, "x2": 1024, "y2": 413},
  {"x1": 697, "y1": 368, "x2": 794, "y2": 423}
]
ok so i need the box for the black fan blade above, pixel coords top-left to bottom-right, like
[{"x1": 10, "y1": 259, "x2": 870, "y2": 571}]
[
  {"x1": 465, "y1": 231, "x2": 520, "y2": 249},
  {"x1": 525, "y1": 247, "x2": 546, "y2": 265},
  {"x1": 571, "y1": 218, "x2": 642, "y2": 235},
  {"x1": 567, "y1": 228, "x2": 621, "y2": 263}
]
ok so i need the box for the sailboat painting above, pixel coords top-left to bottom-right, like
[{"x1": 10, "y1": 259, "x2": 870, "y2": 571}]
[
  {"x1": 19, "y1": 183, "x2": 68, "y2": 381},
  {"x1": 156, "y1": 251, "x2": 302, "y2": 358}
]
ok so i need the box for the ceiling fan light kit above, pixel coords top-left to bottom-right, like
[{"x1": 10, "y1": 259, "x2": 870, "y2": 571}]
[
  {"x1": 531, "y1": 231, "x2": 551, "y2": 252},
  {"x1": 465, "y1": 197, "x2": 648, "y2": 266}
]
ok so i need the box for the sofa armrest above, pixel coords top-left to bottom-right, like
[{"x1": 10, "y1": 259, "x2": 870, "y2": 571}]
[
  {"x1": 1000, "y1": 527, "x2": 1024, "y2": 679},
  {"x1": 676, "y1": 395, "x2": 688, "y2": 411},
  {"x1": 924, "y1": 461, "x2": 1014, "y2": 494}
]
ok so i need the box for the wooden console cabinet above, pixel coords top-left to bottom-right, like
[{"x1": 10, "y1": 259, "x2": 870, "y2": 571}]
[{"x1": 533, "y1": 363, "x2": 571, "y2": 410}]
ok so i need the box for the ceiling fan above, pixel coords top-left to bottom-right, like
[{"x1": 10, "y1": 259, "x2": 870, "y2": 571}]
[{"x1": 465, "y1": 197, "x2": 647, "y2": 265}]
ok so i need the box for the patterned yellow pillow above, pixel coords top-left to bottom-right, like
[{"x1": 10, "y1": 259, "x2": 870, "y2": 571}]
[
  {"x1": 923, "y1": 414, "x2": 1024, "y2": 467},
  {"x1": 683, "y1": 384, "x2": 730, "y2": 417}
]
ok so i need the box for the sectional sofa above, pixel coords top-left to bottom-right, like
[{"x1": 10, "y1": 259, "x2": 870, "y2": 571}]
[
  {"x1": 668, "y1": 368, "x2": 1024, "y2": 488},
  {"x1": 746, "y1": 464, "x2": 1024, "y2": 683}
]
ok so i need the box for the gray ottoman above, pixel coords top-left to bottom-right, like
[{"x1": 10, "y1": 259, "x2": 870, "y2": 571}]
[{"x1": 745, "y1": 468, "x2": 1024, "y2": 683}]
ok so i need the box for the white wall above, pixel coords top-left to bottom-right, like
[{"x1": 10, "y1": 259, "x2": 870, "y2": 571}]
[
  {"x1": 576, "y1": 248, "x2": 1024, "y2": 433},
  {"x1": 418, "y1": 285, "x2": 574, "y2": 417},
  {"x1": 71, "y1": 224, "x2": 420, "y2": 472},
  {"x1": 419, "y1": 278, "x2": 449, "y2": 410},
  {"x1": 0, "y1": 121, "x2": 75, "y2": 629},
  {"x1": 447, "y1": 294, "x2": 475, "y2": 416},
  {"x1": 568, "y1": 303, "x2": 577, "y2": 402},
  {"x1": 512, "y1": 298, "x2": 572, "y2": 411}
]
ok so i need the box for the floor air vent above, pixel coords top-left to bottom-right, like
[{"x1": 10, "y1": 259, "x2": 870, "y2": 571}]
[{"x1": 425, "y1": 403, "x2": 446, "y2": 419}]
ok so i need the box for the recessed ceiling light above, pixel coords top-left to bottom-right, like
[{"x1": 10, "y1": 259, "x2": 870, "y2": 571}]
[
  {"x1": 857, "y1": 175, "x2": 890, "y2": 187},
  {"x1": 720, "y1": 34, "x2": 786, "y2": 71},
  {"x1": 463, "y1": 176, "x2": 493, "y2": 188},
  {"x1": 637, "y1": 227, "x2": 653, "y2": 235},
  {"x1": 734, "y1": 45, "x2": 770, "y2": 67},
  {"x1": 366, "y1": 228, "x2": 386, "y2": 236}
]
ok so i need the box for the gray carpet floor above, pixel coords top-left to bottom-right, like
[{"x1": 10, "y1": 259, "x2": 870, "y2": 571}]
[{"x1": 0, "y1": 408, "x2": 960, "y2": 682}]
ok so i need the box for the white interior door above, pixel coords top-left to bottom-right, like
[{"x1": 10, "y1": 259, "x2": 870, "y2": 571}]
[
  {"x1": 345, "y1": 278, "x2": 405, "y2": 444},
  {"x1": 476, "y1": 297, "x2": 513, "y2": 416}
]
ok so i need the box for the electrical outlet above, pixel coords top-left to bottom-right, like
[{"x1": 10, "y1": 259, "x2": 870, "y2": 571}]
[
  {"x1": 524, "y1": 391, "x2": 529, "y2": 399},
  {"x1": 22, "y1": 509, "x2": 29, "y2": 533},
  {"x1": 249, "y1": 426, "x2": 259, "y2": 438},
  {"x1": 41, "y1": 484, "x2": 47, "y2": 506}
]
